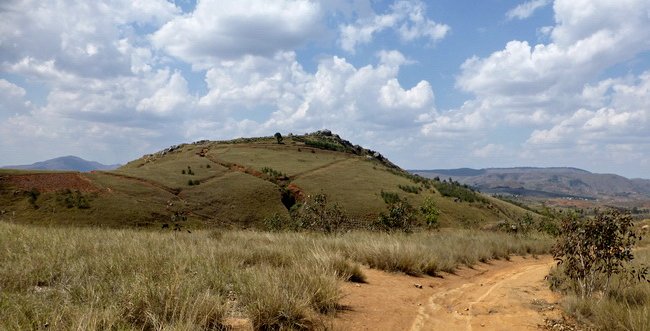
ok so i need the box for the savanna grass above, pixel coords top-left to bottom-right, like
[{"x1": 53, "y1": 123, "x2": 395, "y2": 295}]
[
  {"x1": 0, "y1": 223, "x2": 552, "y2": 330},
  {"x1": 549, "y1": 249, "x2": 650, "y2": 331}
]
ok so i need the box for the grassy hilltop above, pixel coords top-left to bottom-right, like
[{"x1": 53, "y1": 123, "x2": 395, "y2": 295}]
[{"x1": 0, "y1": 131, "x2": 531, "y2": 229}]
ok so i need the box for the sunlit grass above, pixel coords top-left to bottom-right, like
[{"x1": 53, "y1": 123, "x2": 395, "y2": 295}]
[{"x1": 0, "y1": 222, "x2": 552, "y2": 330}]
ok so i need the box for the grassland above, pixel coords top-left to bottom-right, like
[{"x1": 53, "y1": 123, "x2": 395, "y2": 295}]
[
  {"x1": 0, "y1": 132, "x2": 536, "y2": 229},
  {"x1": 0, "y1": 222, "x2": 552, "y2": 330}
]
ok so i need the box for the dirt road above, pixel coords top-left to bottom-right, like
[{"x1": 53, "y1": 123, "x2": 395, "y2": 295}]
[{"x1": 333, "y1": 256, "x2": 560, "y2": 331}]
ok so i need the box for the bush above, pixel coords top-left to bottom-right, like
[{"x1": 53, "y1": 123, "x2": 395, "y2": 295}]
[
  {"x1": 292, "y1": 194, "x2": 349, "y2": 233},
  {"x1": 420, "y1": 197, "x2": 440, "y2": 229},
  {"x1": 380, "y1": 191, "x2": 400, "y2": 204},
  {"x1": 497, "y1": 213, "x2": 534, "y2": 235},
  {"x1": 398, "y1": 184, "x2": 421, "y2": 194},
  {"x1": 274, "y1": 132, "x2": 283, "y2": 144},
  {"x1": 376, "y1": 200, "x2": 418, "y2": 232},
  {"x1": 552, "y1": 210, "x2": 646, "y2": 298},
  {"x1": 263, "y1": 213, "x2": 290, "y2": 232},
  {"x1": 56, "y1": 189, "x2": 91, "y2": 209},
  {"x1": 261, "y1": 167, "x2": 287, "y2": 181},
  {"x1": 433, "y1": 180, "x2": 484, "y2": 203}
]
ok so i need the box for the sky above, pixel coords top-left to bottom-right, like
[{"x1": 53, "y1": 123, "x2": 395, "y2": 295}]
[{"x1": 1, "y1": 0, "x2": 649, "y2": 178}]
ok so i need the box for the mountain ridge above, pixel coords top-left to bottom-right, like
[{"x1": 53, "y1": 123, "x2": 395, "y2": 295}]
[
  {"x1": 411, "y1": 167, "x2": 650, "y2": 200},
  {"x1": 2, "y1": 155, "x2": 121, "y2": 172}
]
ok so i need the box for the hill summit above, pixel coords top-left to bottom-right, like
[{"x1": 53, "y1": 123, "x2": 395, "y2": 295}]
[{"x1": 0, "y1": 131, "x2": 530, "y2": 229}]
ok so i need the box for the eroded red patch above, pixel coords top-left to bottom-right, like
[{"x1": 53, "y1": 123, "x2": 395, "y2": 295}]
[{"x1": 1, "y1": 173, "x2": 99, "y2": 193}]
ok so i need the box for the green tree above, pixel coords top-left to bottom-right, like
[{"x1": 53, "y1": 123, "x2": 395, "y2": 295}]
[
  {"x1": 420, "y1": 196, "x2": 440, "y2": 229},
  {"x1": 552, "y1": 210, "x2": 645, "y2": 298},
  {"x1": 377, "y1": 199, "x2": 417, "y2": 232},
  {"x1": 274, "y1": 132, "x2": 283, "y2": 144},
  {"x1": 293, "y1": 193, "x2": 348, "y2": 233}
]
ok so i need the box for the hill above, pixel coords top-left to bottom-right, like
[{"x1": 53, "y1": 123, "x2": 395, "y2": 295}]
[
  {"x1": 2, "y1": 156, "x2": 120, "y2": 172},
  {"x1": 411, "y1": 167, "x2": 650, "y2": 201},
  {"x1": 0, "y1": 132, "x2": 532, "y2": 229}
]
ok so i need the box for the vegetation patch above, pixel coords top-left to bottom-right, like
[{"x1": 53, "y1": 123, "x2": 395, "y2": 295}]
[
  {"x1": 548, "y1": 210, "x2": 650, "y2": 330},
  {"x1": 0, "y1": 222, "x2": 552, "y2": 330},
  {"x1": 433, "y1": 178, "x2": 485, "y2": 203}
]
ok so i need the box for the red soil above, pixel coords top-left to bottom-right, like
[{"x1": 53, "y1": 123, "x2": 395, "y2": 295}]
[{"x1": 0, "y1": 173, "x2": 99, "y2": 193}]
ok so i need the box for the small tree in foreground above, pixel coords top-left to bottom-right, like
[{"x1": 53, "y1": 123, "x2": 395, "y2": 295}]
[{"x1": 552, "y1": 210, "x2": 647, "y2": 299}]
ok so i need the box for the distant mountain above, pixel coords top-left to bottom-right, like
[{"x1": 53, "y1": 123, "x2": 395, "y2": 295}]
[
  {"x1": 411, "y1": 167, "x2": 650, "y2": 200},
  {"x1": 2, "y1": 156, "x2": 120, "y2": 172}
]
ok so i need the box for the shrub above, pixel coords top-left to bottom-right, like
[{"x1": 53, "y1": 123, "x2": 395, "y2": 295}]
[
  {"x1": 376, "y1": 200, "x2": 418, "y2": 232},
  {"x1": 261, "y1": 167, "x2": 287, "y2": 181},
  {"x1": 304, "y1": 139, "x2": 343, "y2": 152},
  {"x1": 292, "y1": 193, "x2": 349, "y2": 233},
  {"x1": 380, "y1": 191, "x2": 400, "y2": 204},
  {"x1": 420, "y1": 196, "x2": 440, "y2": 229},
  {"x1": 274, "y1": 132, "x2": 283, "y2": 144},
  {"x1": 552, "y1": 210, "x2": 646, "y2": 298},
  {"x1": 27, "y1": 188, "x2": 40, "y2": 209},
  {"x1": 496, "y1": 213, "x2": 534, "y2": 235},
  {"x1": 56, "y1": 189, "x2": 91, "y2": 209},
  {"x1": 433, "y1": 180, "x2": 484, "y2": 203},
  {"x1": 398, "y1": 184, "x2": 421, "y2": 194},
  {"x1": 263, "y1": 213, "x2": 289, "y2": 232}
]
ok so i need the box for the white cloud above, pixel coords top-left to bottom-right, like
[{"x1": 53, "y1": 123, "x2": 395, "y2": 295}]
[
  {"x1": 472, "y1": 144, "x2": 505, "y2": 158},
  {"x1": 0, "y1": 79, "x2": 32, "y2": 115},
  {"x1": 524, "y1": 72, "x2": 650, "y2": 173},
  {"x1": 459, "y1": 0, "x2": 650, "y2": 100},
  {"x1": 506, "y1": 0, "x2": 552, "y2": 20},
  {"x1": 152, "y1": 0, "x2": 321, "y2": 67},
  {"x1": 137, "y1": 71, "x2": 193, "y2": 115},
  {"x1": 339, "y1": 0, "x2": 449, "y2": 53},
  {"x1": 0, "y1": 0, "x2": 179, "y2": 78},
  {"x1": 196, "y1": 49, "x2": 435, "y2": 132}
]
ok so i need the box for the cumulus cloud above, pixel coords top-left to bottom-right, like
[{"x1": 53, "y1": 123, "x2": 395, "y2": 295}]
[
  {"x1": 458, "y1": 0, "x2": 650, "y2": 100},
  {"x1": 195, "y1": 49, "x2": 435, "y2": 133},
  {"x1": 0, "y1": 0, "x2": 179, "y2": 78},
  {"x1": 0, "y1": 79, "x2": 32, "y2": 115},
  {"x1": 339, "y1": 0, "x2": 449, "y2": 53},
  {"x1": 506, "y1": 0, "x2": 552, "y2": 20},
  {"x1": 152, "y1": 0, "x2": 322, "y2": 67},
  {"x1": 528, "y1": 72, "x2": 650, "y2": 146}
]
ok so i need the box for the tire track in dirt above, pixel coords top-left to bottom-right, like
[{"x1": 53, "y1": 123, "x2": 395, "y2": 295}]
[
  {"x1": 410, "y1": 257, "x2": 558, "y2": 331},
  {"x1": 333, "y1": 256, "x2": 560, "y2": 331}
]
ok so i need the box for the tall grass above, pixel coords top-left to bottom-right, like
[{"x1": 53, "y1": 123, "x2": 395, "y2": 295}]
[
  {"x1": 0, "y1": 223, "x2": 552, "y2": 330},
  {"x1": 548, "y1": 249, "x2": 650, "y2": 331}
]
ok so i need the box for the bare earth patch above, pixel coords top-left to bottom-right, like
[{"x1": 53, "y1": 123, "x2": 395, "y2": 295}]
[
  {"x1": 1, "y1": 173, "x2": 99, "y2": 193},
  {"x1": 333, "y1": 256, "x2": 560, "y2": 331}
]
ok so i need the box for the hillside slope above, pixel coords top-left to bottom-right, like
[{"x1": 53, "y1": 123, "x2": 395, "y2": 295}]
[{"x1": 1, "y1": 132, "x2": 532, "y2": 229}]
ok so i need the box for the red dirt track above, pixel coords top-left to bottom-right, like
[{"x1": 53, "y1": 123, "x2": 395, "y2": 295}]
[{"x1": 0, "y1": 173, "x2": 99, "y2": 193}]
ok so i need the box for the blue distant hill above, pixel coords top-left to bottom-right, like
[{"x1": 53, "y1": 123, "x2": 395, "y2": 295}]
[
  {"x1": 410, "y1": 167, "x2": 650, "y2": 200},
  {"x1": 1, "y1": 156, "x2": 120, "y2": 172}
]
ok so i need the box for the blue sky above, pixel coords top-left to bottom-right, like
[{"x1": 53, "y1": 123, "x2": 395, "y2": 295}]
[{"x1": 1, "y1": 0, "x2": 649, "y2": 178}]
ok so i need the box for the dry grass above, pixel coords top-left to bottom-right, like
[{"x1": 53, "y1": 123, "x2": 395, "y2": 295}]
[
  {"x1": 0, "y1": 223, "x2": 552, "y2": 330},
  {"x1": 549, "y1": 249, "x2": 650, "y2": 331}
]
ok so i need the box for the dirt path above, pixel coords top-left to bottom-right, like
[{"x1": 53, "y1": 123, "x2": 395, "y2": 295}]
[{"x1": 333, "y1": 256, "x2": 560, "y2": 331}]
